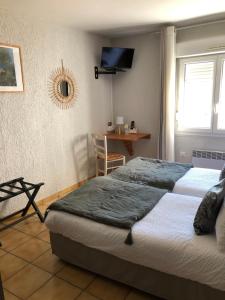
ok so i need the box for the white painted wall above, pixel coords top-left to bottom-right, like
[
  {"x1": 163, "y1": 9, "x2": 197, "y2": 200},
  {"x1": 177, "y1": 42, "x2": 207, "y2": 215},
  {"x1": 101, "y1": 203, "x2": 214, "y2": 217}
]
[
  {"x1": 110, "y1": 21, "x2": 225, "y2": 163},
  {"x1": 0, "y1": 11, "x2": 112, "y2": 216},
  {"x1": 111, "y1": 33, "x2": 161, "y2": 159},
  {"x1": 177, "y1": 21, "x2": 225, "y2": 57},
  {"x1": 176, "y1": 22, "x2": 225, "y2": 163}
]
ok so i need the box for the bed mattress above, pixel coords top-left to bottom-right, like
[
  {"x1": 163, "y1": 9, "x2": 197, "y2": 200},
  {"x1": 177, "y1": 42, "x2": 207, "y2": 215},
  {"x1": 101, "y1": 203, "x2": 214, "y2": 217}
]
[
  {"x1": 173, "y1": 167, "x2": 220, "y2": 197},
  {"x1": 45, "y1": 192, "x2": 225, "y2": 291}
]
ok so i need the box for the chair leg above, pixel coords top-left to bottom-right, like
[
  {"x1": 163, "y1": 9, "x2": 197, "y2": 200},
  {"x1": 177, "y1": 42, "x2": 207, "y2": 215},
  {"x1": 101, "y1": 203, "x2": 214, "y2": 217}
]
[
  {"x1": 123, "y1": 156, "x2": 126, "y2": 165},
  {"x1": 104, "y1": 160, "x2": 108, "y2": 176}
]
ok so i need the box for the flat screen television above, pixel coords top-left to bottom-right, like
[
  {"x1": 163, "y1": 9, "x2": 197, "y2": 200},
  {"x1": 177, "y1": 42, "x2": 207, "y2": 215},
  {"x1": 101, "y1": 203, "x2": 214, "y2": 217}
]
[{"x1": 101, "y1": 47, "x2": 135, "y2": 70}]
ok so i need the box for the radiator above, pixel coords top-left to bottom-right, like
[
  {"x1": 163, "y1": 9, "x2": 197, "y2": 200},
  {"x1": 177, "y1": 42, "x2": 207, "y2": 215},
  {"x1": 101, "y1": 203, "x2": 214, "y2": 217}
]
[{"x1": 192, "y1": 150, "x2": 225, "y2": 170}]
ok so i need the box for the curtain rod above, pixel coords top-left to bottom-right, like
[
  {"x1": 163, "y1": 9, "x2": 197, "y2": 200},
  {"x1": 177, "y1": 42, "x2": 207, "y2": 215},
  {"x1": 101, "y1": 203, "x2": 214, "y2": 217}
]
[
  {"x1": 152, "y1": 18, "x2": 225, "y2": 35},
  {"x1": 176, "y1": 18, "x2": 225, "y2": 31}
]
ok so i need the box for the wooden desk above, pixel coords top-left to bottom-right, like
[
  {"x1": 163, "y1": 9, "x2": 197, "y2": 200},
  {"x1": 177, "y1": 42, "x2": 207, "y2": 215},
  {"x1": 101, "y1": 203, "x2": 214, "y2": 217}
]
[{"x1": 106, "y1": 133, "x2": 151, "y2": 156}]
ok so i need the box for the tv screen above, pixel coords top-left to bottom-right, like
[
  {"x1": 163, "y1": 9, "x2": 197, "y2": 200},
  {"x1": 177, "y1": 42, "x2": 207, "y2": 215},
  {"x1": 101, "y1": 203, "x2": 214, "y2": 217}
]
[{"x1": 101, "y1": 47, "x2": 134, "y2": 69}]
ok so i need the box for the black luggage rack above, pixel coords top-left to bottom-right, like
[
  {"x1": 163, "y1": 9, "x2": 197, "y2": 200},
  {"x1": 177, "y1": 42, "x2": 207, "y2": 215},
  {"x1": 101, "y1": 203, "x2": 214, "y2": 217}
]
[{"x1": 0, "y1": 177, "x2": 44, "y2": 232}]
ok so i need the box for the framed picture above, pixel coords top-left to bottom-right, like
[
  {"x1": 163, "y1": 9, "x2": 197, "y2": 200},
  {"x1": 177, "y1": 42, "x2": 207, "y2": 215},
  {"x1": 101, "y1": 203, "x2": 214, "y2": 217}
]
[{"x1": 0, "y1": 44, "x2": 24, "y2": 92}]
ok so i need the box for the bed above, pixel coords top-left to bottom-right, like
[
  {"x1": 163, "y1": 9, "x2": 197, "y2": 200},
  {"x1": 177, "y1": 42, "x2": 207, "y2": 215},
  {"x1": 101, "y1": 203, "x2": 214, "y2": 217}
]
[
  {"x1": 173, "y1": 167, "x2": 220, "y2": 197},
  {"x1": 45, "y1": 192, "x2": 225, "y2": 300},
  {"x1": 45, "y1": 158, "x2": 224, "y2": 300},
  {"x1": 111, "y1": 157, "x2": 220, "y2": 197},
  {"x1": 110, "y1": 157, "x2": 193, "y2": 191}
]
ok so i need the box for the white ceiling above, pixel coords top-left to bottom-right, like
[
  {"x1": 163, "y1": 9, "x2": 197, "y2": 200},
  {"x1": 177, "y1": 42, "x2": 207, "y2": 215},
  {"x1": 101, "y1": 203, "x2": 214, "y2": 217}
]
[{"x1": 1, "y1": 0, "x2": 225, "y2": 36}]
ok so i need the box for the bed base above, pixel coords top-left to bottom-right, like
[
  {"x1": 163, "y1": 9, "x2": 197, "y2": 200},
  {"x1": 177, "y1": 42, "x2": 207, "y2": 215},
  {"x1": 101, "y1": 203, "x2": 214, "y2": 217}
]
[{"x1": 50, "y1": 232, "x2": 225, "y2": 300}]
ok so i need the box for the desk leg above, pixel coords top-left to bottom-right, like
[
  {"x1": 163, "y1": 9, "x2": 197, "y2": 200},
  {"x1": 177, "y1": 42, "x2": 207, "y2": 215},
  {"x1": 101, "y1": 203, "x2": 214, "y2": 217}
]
[{"x1": 123, "y1": 141, "x2": 134, "y2": 156}]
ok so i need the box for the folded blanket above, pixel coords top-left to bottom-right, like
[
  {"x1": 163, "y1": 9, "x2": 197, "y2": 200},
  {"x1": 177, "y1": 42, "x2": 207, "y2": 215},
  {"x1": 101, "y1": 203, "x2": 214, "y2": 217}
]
[
  {"x1": 110, "y1": 157, "x2": 193, "y2": 191},
  {"x1": 46, "y1": 176, "x2": 167, "y2": 244}
]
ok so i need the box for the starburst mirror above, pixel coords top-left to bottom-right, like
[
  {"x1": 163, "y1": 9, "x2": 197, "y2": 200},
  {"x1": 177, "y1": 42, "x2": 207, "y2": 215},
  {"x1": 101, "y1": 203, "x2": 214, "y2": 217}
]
[{"x1": 49, "y1": 60, "x2": 78, "y2": 109}]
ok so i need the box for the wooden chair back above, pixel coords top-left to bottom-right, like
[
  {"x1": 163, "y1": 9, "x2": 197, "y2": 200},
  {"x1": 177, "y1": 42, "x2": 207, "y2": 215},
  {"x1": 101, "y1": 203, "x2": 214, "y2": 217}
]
[{"x1": 91, "y1": 134, "x2": 107, "y2": 159}]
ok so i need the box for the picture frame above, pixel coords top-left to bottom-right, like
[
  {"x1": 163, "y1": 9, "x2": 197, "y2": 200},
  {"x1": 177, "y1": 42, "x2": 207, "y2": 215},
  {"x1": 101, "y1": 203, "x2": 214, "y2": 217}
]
[{"x1": 0, "y1": 44, "x2": 24, "y2": 92}]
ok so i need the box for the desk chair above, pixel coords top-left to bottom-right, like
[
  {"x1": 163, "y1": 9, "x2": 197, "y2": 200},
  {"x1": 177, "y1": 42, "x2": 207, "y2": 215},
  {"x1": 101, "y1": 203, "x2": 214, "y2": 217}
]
[{"x1": 92, "y1": 134, "x2": 125, "y2": 176}]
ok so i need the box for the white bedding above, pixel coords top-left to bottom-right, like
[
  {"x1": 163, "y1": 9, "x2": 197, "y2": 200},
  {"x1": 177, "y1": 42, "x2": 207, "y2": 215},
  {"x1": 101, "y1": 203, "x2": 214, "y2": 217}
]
[
  {"x1": 45, "y1": 192, "x2": 225, "y2": 291},
  {"x1": 173, "y1": 167, "x2": 220, "y2": 197}
]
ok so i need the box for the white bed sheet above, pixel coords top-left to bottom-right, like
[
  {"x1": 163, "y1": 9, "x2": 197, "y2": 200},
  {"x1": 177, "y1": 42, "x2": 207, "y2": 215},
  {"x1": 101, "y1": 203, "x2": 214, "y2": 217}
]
[
  {"x1": 45, "y1": 192, "x2": 225, "y2": 291},
  {"x1": 173, "y1": 167, "x2": 220, "y2": 197}
]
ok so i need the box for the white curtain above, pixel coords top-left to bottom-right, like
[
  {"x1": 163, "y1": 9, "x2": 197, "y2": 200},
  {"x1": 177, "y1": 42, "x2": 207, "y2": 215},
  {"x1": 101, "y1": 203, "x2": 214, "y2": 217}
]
[{"x1": 158, "y1": 26, "x2": 176, "y2": 161}]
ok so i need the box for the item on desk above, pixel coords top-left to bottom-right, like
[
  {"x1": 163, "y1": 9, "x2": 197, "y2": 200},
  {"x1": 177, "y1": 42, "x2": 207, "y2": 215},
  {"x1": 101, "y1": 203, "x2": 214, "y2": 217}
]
[
  {"x1": 130, "y1": 120, "x2": 135, "y2": 129},
  {"x1": 116, "y1": 125, "x2": 125, "y2": 135},
  {"x1": 124, "y1": 123, "x2": 129, "y2": 134},
  {"x1": 107, "y1": 121, "x2": 115, "y2": 133},
  {"x1": 116, "y1": 116, "x2": 124, "y2": 125},
  {"x1": 129, "y1": 120, "x2": 137, "y2": 133},
  {"x1": 116, "y1": 116, "x2": 124, "y2": 135},
  {"x1": 129, "y1": 128, "x2": 137, "y2": 134}
]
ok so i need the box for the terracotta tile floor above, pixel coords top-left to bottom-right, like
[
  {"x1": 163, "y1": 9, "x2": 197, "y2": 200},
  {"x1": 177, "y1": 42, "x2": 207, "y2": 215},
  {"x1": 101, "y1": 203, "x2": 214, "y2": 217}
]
[{"x1": 0, "y1": 212, "x2": 161, "y2": 300}]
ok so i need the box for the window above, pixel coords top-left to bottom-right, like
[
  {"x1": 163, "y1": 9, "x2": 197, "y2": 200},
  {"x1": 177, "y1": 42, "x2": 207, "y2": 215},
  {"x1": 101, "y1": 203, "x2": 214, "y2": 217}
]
[
  {"x1": 217, "y1": 60, "x2": 225, "y2": 130},
  {"x1": 177, "y1": 54, "x2": 225, "y2": 135}
]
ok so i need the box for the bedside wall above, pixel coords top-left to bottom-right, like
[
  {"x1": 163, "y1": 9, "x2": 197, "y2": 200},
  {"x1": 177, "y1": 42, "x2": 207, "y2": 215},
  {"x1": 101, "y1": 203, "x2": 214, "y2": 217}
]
[
  {"x1": 111, "y1": 33, "x2": 161, "y2": 159},
  {"x1": 0, "y1": 11, "x2": 112, "y2": 216}
]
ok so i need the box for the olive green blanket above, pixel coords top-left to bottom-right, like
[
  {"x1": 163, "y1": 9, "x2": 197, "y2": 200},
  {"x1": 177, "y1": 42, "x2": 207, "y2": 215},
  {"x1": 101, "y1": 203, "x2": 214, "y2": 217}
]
[{"x1": 47, "y1": 176, "x2": 167, "y2": 244}]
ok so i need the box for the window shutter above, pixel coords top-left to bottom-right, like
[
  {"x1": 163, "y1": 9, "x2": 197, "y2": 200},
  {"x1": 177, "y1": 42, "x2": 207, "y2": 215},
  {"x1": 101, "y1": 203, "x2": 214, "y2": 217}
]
[{"x1": 178, "y1": 60, "x2": 215, "y2": 130}]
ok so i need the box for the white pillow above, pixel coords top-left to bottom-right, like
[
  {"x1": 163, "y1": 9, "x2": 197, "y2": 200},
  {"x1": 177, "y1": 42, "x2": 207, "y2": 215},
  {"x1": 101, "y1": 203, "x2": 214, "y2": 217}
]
[{"x1": 215, "y1": 199, "x2": 225, "y2": 252}]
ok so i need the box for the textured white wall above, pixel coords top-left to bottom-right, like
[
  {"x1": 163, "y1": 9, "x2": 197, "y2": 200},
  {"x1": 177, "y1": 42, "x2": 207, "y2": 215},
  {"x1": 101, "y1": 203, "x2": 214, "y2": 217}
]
[
  {"x1": 0, "y1": 12, "x2": 112, "y2": 216},
  {"x1": 111, "y1": 33, "x2": 161, "y2": 160}
]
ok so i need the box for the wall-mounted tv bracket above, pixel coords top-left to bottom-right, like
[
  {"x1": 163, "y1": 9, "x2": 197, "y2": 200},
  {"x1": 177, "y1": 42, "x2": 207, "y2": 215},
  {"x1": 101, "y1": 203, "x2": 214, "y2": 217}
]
[{"x1": 94, "y1": 66, "x2": 116, "y2": 79}]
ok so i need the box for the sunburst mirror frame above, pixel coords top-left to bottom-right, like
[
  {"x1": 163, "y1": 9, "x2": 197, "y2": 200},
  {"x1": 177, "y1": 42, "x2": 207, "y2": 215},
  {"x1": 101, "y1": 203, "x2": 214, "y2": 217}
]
[{"x1": 49, "y1": 60, "x2": 78, "y2": 109}]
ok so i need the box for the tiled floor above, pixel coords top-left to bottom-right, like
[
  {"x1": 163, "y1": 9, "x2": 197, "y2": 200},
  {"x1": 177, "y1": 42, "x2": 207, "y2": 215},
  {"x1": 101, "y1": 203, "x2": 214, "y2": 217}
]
[{"x1": 0, "y1": 203, "x2": 161, "y2": 300}]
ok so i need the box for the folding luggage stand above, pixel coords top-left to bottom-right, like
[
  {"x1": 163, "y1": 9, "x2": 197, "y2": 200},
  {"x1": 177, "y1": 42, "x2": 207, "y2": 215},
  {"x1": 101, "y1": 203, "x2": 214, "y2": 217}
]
[{"x1": 0, "y1": 177, "x2": 44, "y2": 232}]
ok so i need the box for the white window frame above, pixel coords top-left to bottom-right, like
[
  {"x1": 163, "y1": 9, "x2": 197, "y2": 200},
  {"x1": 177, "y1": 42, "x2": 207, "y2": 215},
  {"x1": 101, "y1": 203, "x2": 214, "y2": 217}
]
[
  {"x1": 176, "y1": 53, "x2": 225, "y2": 137},
  {"x1": 213, "y1": 54, "x2": 225, "y2": 136}
]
